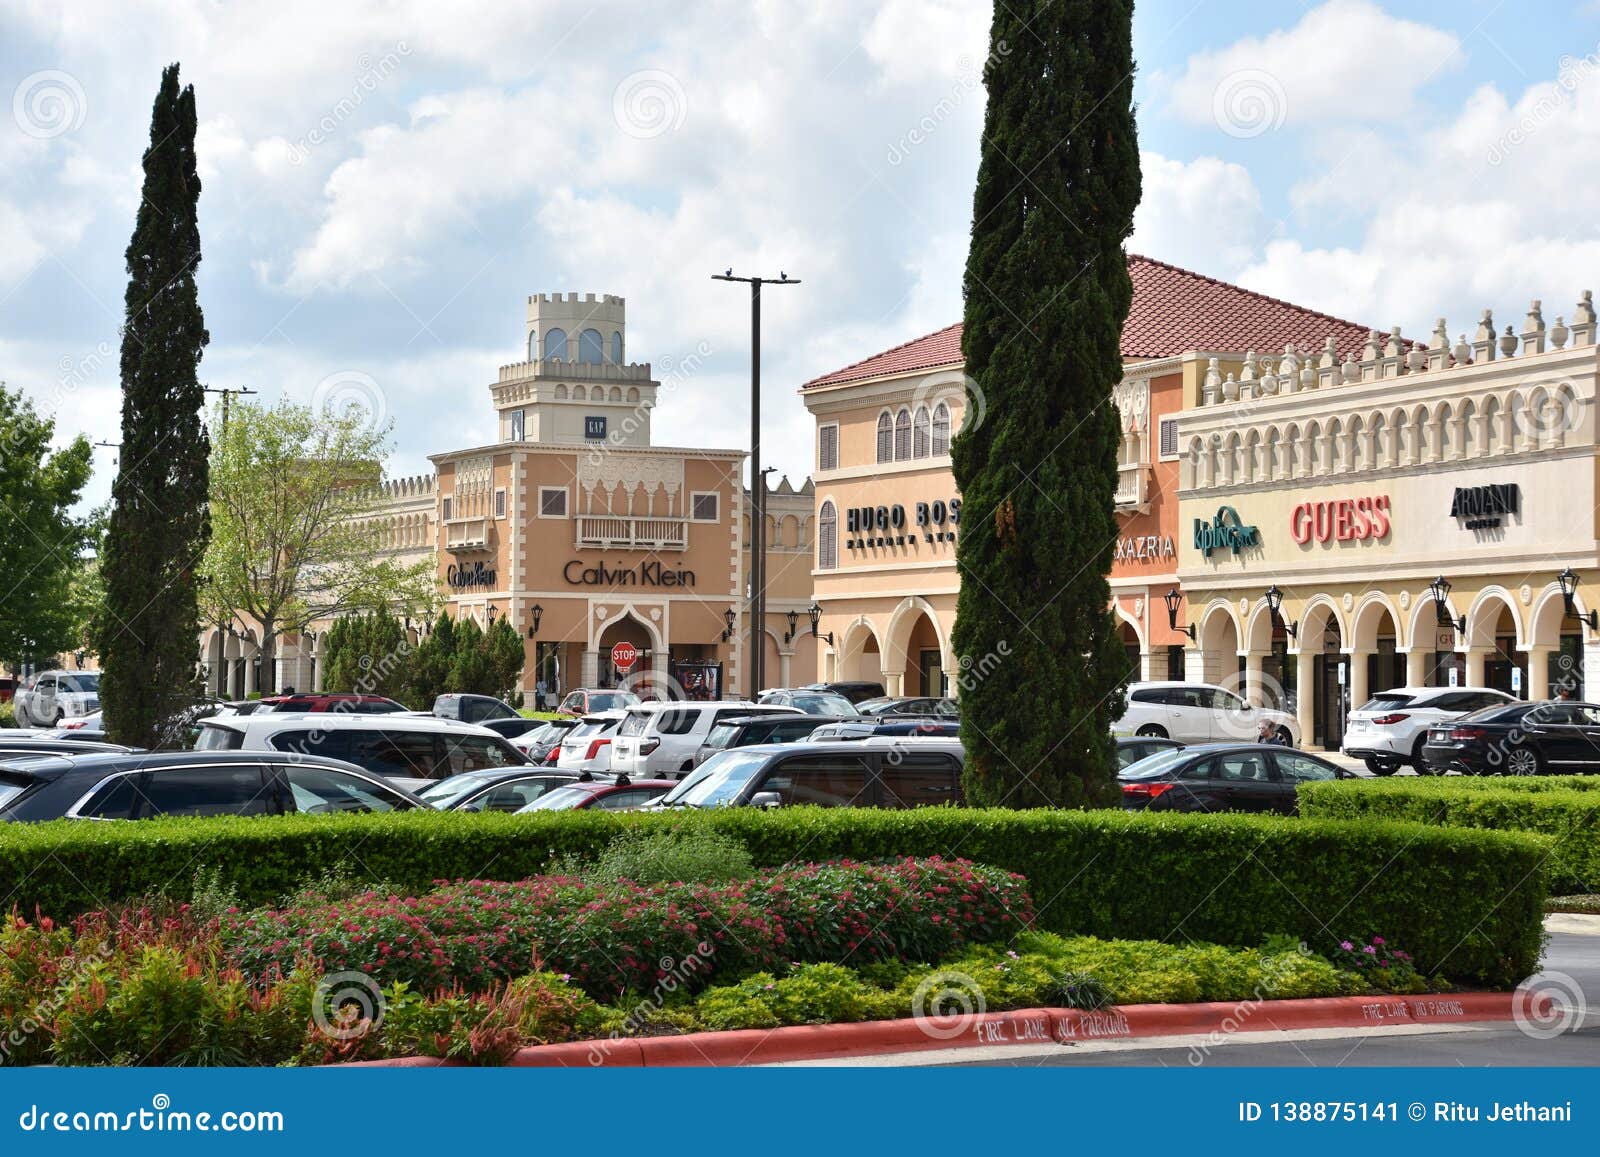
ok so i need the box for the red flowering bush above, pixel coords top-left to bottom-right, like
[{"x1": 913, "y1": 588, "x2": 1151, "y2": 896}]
[{"x1": 220, "y1": 857, "x2": 1030, "y2": 1002}]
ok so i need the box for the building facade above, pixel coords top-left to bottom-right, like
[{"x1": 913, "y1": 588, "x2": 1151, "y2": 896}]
[{"x1": 203, "y1": 292, "x2": 816, "y2": 701}]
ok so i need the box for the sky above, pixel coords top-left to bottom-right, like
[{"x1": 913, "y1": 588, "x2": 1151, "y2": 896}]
[{"x1": 5, "y1": 0, "x2": 1600, "y2": 511}]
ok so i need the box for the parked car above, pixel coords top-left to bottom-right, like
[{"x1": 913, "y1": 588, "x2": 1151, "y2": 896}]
[
  {"x1": 478, "y1": 717, "x2": 546, "y2": 740},
  {"x1": 610, "y1": 702, "x2": 803, "y2": 778},
  {"x1": 1342, "y1": 686, "x2": 1515, "y2": 774},
  {"x1": 1115, "y1": 681, "x2": 1299, "y2": 746},
  {"x1": 417, "y1": 768, "x2": 578, "y2": 812},
  {"x1": 1419, "y1": 699, "x2": 1600, "y2": 776},
  {"x1": 510, "y1": 718, "x2": 579, "y2": 762},
  {"x1": 556, "y1": 688, "x2": 641, "y2": 716},
  {"x1": 52, "y1": 697, "x2": 228, "y2": 747},
  {"x1": 649, "y1": 738, "x2": 965, "y2": 809},
  {"x1": 0, "y1": 735, "x2": 136, "y2": 757},
  {"x1": 1115, "y1": 735, "x2": 1184, "y2": 769},
  {"x1": 1118, "y1": 743, "x2": 1348, "y2": 815},
  {"x1": 14, "y1": 670, "x2": 101, "y2": 727},
  {"x1": 554, "y1": 709, "x2": 631, "y2": 773},
  {"x1": 255, "y1": 693, "x2": 409, "y2": 714},
  {"x1": 798, "y1": 681, "x2": 886, "y2": 705},
  {"x1": 518, "y1": 777, "x2": 677, "y2": 812},
  {"x1": 757, "y1": 689, "x2": 860, "y2": 716},
  {"x1": 805, "y1": 718, "x2": 961, "y2": 742},
  {"x1": 193, "y1": 712, "x2": 526, "y2": 792},
  {"x1": 694, "y1": 713, "x2": 844, "y2": 767},
  {"x1": 854, "y1": 696, "x2": 959, "y2": 719},
  {"x1": 0, "y1": 750, "x2": 426, "y2": 823},
  {"x1": 433, "y1": 693, "x2": 520, "y2": 725}
]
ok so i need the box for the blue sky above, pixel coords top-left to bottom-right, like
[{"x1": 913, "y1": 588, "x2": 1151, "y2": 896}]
[{"x1": 4, "y1": 0, "x2": 1600, "y2": 509}]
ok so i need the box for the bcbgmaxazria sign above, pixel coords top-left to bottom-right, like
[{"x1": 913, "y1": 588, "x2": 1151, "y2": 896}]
[{"x1": 563, "y1": 560, "x2": 697, "y2": 587}]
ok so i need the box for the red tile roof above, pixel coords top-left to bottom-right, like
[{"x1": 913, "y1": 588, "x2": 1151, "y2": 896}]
[{"x1": 802, "y1": 254, "x2": 1378, "y2": 389}]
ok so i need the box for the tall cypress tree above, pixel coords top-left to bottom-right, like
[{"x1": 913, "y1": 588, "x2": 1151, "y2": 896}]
[
  {"x1": 951, "y1": 2, "x2": 1140, "y2": 808},
  {"x1": 98, "y1": 65, "x2": 211, "y2": 748}
]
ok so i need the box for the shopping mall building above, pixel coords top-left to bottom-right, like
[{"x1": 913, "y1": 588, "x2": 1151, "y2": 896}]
[
  {"x1": 802, "y1": 256, "x2": 1600, "y2": 750},
  {"x1": 203, "y1": 292, "x2": 816, "y2": 701}
]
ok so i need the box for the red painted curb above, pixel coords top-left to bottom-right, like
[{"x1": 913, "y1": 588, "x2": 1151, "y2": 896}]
[{"x1": 351, "y1": 990, "x2": 1522, "y2": 1068}]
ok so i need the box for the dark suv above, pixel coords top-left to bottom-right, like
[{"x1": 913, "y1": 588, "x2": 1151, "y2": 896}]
[{"x1": 692, "y1": 713, "x2": 842, "y2": 767}]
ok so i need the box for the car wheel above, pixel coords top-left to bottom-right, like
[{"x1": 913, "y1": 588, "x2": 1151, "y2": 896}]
[
  {"x1": 51, "y1": 708, "x2": 63, "y2": 725},
  {"x1": 1505, "y1": 745, "x2": 1543, "y2": 777},
  {"x1": 1135, "y1": 724, "x2": 1168, "y2": 739},
  {"x1": 1408, "y1": 736, "x2": 1433, "y2": 774},
  {"x1": 680, "y1": 760, "x2": 695, "y2": 774},
  {"x1": 1364, "y1": 757, "x2": 1399, "y2": 776},
  {"x1": 1273, "y1": 726, "x2": 1294, "y2": 747}
]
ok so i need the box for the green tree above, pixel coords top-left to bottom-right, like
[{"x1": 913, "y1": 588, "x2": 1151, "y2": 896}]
[
  {"x1": 401, "y1": 612, "x2": 456, "y2": 708},
  {"x1": 951, "y1": 1, "x2": 1141, "y2": 808},
  {"x1": 0, "y1": 383, "x2": 93, "y2": 666},
  {"x1": 485, "y1": 618, "x2": 526, "y2": 703},
  {"x1": 200, "y1": 397, "x2": 435, "y2": 694},
  {"x1": 321, "y1": 608, "x2": 409, "y2": 698},
  {"x1": 98, "y1": 65, "x2": 212, "y2": 749}
]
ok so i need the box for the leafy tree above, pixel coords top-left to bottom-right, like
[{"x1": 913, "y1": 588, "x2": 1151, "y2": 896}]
[
  {"x1": 401, "y1": 612, "x2": 456, "y2": 708},
  {"x1": 98, "y1": 65, "x2": 212, "y2": 748},
  {"x1": 0, "y1": 383, "x2": 93, "y2": 666},
  {"x1": 200, "y1": 397, "x2": 435, "y2": 694},
  {"x1": 321, "y1": 608, "x2": 410, "y2": 699},
  {"x1": 951, "y1": 0, "x2": 1141, "y2": 808}
]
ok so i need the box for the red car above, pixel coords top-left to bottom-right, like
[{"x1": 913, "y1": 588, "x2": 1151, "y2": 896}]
[
  {"x1": 517, "y1": 777, "x2": 674, "y2": 812},
  {"x1": 254, "y1": 693, "x2": 409, "y2": 714}
]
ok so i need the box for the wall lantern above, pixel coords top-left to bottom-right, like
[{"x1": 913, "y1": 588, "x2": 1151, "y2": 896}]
[
  {"x1": 1558, "y1": 568, "x2": 1599, "y2": 631},
  {"x1": 1429, "y1": 575, "x2": 1466, "y2": 633},
  {"x1": 1263, "y1": 584, "x2": 1299, "y2": 640},
  {"x1": 1162, "y1": 587, "x2": 1196, "y2": 641},
  {"x1": 784, "y1": 609, "x2": 799, "y2": 644},
  {"x1": 721, "y1": 608, "x2": 737, "y2": 643},
  {"x1": 527, "y1": 603, "x2": 544, "y2": 639},
  {"x1": 807, "y1": 602, "x2": 835, "y2": 647}
]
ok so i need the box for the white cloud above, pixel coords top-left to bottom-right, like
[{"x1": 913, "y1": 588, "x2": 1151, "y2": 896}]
[
  {"x1": 1166, "y1": 0, "x2": 1460, "y2": 130},
  {"x1": 1131, "y1": 152, "x2": 1267, "y2": 274}
]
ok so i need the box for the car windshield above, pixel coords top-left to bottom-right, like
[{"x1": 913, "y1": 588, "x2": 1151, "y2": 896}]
[
  {"x1": 703, "y1": 722, "x2": 741, "y2": 750},
  {"x1": 0, "y1": 777, "x2": 33, "y2": 810},
  {"x1": 418, "y1": 771, "x2": 506, "y2": 806},
  {"x1": 588, "y1": 692, "x2": 637, "y2": 712},
  {"x1": 788, "y1": 693, "x2": 854, "y2": 716},
  {"x1": 618, "y1": 710, "x2": 653, "y2": 737},
  {"x1": 522, "y1": 723, "x2": 560, "y2": 744},
  {"x1": 194, "y1": 723, "x2": 243, "y2": 751},
  {"x1": 62, "y1": 673, "x2": 101, "y2": 693},
  {"x1": 659, "y1": 750, "x2": 770, "y2": 807},
  {"x1": 520, "y1": 786, "x2": 594, "y2": 811},
  {"x1": 1458, "y1": 702, "x2": 1538, "y2": 723},
  {"x1": 1356, "y1": 694, "x2": 1414, "y2": 712},
  {"x1": 1118, "y1": 748, "x2": 1195, "y2": 780}
]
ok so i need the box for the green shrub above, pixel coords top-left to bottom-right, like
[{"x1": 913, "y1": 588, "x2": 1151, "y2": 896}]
[
  {"x1": 585, "y1": 828, "x2": 755, "y2": 886},
  {"x1": 0, "y1": 807, "x2": 1549, "y2": 986},
  {"x1": 1300, "y1": 778, "x2": 1600, "y2": 894},
  {"x1": 0, "y1": 702, "x2": 16, "y2": 729}
]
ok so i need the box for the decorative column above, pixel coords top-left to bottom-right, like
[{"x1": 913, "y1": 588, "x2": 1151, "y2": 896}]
[
  {"x1": 1347, "y1": 652, "x2": 1368, "y2": 713},
  {"x1": 1295, "y1": 650, "x2": 1315, "y2": 748},
  {"x1": 779, "y1": 651, "x2": 793, "y2": 688},
  {"x1": 1525, "y1": 647, "x2": 1551, "y2": 701},
  {"x1": 1404, "y1": 648, "x2": 1427, "y2": 687},
  {"x1": 1243, "y1": 650, "x2": 1267, "y2": 706},
  {"x1": 1465, "y1": 648, "x2": 1487, "y2": 687}
]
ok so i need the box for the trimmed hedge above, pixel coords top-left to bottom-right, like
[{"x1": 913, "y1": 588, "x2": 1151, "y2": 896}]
[
  {"x1": 1301, "y1": 779, "x2": 1600, "y2": 895},
  {"x1": 0, "y1": 808, "x2": 1547, "y2": 986}
]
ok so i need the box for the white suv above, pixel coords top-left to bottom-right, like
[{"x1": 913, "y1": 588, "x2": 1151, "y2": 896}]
[
  {"x1": 15, "y1": 671, "x2": 101, "y2": 727},
  {"x1": 193, "y1": 712, "x2": 526, "y2": 792},
  {"x1": 554, "y1": 709, "x2": 631, "y2": 774},
  {"x1": 610, "y1": 701, "x2": 802, "y2": 777},
  {"x1": 1116, "y1": 681, "x2": 1299, "y2": 746},
  {"x1": 1341, "y1": 686, "x2": 1515, "y2": 774}
]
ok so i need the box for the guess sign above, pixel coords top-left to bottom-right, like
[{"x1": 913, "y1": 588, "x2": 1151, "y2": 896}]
[{"x1": 1291, "y1": 496, "x2": 1392, "y2": 545}]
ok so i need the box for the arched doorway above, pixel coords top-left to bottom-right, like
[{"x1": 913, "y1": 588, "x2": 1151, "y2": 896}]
[
  {"x1": 597, "y1": 613, "x2": 655, "y2": 690},
  {"x1": 1118, "y1": 620, "x2": 1141, "y2": 681},
  {"x1": 1197, "y1": 603, "x2": 1241, "y2": 688},
  {"x1": 1297, "y1": 601, "x2": 1346, "y2": 751},
  {"x1": 1351, "y1": 597, "x2": 1403, "y2": 705},
  {"x1": 839, "y1": 620, "x2": 884, "y2": 688},
  {"x1": 1471, "y1": 601, "x2": 1526, "y2": 696},
  {"x1": 1528, "y1": 587, "x2": 1585, "y2": 700},
  {"x1": 901, "y1": 612, "x2": 944, "y2": 696}
]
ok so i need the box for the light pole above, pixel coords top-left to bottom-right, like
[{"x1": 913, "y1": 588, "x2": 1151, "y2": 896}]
[{"x1": 711, "y1": 269, "x2": 800, "y2": 698}]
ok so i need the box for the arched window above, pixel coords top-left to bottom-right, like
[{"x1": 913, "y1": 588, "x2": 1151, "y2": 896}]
[
  {"x1": 527, "y1": 331, "x2": 538, "y2": 362},
  {"x1": 932, "y1": 403, "x2": 951, "y2": 455},
  {"x1": 912, "y1": 406, "x2": 931, "y2": 458},
  {"x1": 893, "y1": 408, "x2": 912, "y2": 460},
  {"x1": 876, "y1": 412, "x2": 893, "y2": 463},
  {"x1": 818, "y1": 501, "x2": 837, "y2": 570},
  {"x1": 611, "y1": 332, "x2": 624, "y2": 363},
  {"x1": 544, "y1": 327, "x2": 568, "y2": 360},
  {"x1": 579, "y1": 328, "x2": 604, "y2": 363}
]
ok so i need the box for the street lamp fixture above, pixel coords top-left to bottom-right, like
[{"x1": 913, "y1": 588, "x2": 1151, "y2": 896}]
[
  {"x1": 806, "y1": 602, "x2": 834, "y2": 647},
  {"x1": 1263, "y1": 585, "x2": 1299, "y2": 640},
  {"x1": 487, "y1": 603, "x2": 498, "y2": 626},
  {"x1": 1162, "y1": 587, "x2": 1196, "y2": 641},
  {"x1": 784, "y1": 609, "x2": 799, "y2": 644},
  {"x1": 1429, "y1": 576, "x2": 1466, "y2": 633},
  {"x1": 1558, "y1": 568, "x2": 1599, "y2": 631},
  {"x1": 527, "y1": 603, "x2": 544, "y2": 639},
  {"x1": 721, "y1": 608, "x2": 737, "y2": 643}
]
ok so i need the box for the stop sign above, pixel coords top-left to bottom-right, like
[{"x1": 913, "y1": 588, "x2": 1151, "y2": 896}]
[{"x1": 610, "y1": 642, "x2": 638, "y2": 672}]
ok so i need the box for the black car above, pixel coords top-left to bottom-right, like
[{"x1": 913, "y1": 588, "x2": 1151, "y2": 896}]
[
  {"x1": 1118, "y1": 743, "x2": 1349, "y2": 815},
  {"x1": 654, "y1": 739, "x2": 965, "y2": 809},
  {"x1": 1115, "y1": 735, "x2": 1183, "y2": 769},
  {"x1": 1419, "y1": 699, "x2": 1600, "y2": 775},
  {"x1": 434, "y1": 693, "x2": 522, "y2": 725},
  {"x1": 416, "y1": 768, "x2": 578, "y2": 812},
  {"x1": 855, "y1": 696, "x2": 960, "y2": 719},
  {"x1": 799, "y1": 681, "x2": 886, "y2": 705},
  {"x1": 693, "y1": 714, "x2": 843, "y2": 767},
  {"x1": 0, "y1": 736, "x2": 136, "y2": 757},
  {"x1": 0, "y1": 751, "x2": 427, "y2": 823}
]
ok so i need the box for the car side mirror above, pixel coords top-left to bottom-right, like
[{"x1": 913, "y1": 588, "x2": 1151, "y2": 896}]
[{"x1": 749, "y1": 791, "x2": 783, "y2": 809}]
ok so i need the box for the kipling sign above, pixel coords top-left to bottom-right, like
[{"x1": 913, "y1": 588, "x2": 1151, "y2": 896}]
[{"x1": 1193, "y1": 506, "x2": 1262, "y2": 557}]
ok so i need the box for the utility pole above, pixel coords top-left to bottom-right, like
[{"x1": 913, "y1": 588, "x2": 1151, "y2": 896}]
[
  {"x1": 711, "y1": 270, "x2": 800, "y2": 698},
  {"x1": 204, "y1": 385, "x2": 257, "y2": 438}
]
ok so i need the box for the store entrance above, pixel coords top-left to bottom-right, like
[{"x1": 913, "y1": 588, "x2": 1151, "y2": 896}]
[{"x1": 1310, "y1": 619, "x2": 1346, "y2": 751}]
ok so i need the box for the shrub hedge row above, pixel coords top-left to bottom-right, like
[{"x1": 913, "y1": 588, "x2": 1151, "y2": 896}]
[
  {"x1": 0, "y1": 808, "x2": 1547, "y2": 985},
  {"x1": 1300, "y1": 779, "x2": 1600, "y2": 895}
]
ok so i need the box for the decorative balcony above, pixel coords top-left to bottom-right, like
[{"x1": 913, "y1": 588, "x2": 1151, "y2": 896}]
[
  {"x1": 576, "y1": 515, "x2": 688, "y2": 551},
  {"x1": 445, "y1": 517, "x2": 491, "y2": 552},
  {"x1": 1115, "y1": 463, "x2": 1150, "y2": 513}
]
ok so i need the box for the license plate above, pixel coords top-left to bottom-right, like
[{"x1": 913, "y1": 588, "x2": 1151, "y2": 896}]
[{"x1": 1348, "y1": 720, "x2": 1366, "y2": 731}]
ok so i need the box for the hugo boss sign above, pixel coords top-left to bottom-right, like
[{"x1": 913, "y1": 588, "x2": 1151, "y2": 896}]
[
  {"x1": 847, "y1": 497, "x2": 962, "y2": 548},
  {"x1": 1291, "y1": 495, "x2": 1392, "y2": 545}
]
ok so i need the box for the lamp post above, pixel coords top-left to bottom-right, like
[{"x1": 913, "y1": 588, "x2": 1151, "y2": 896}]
[{"x1": 712, "y1": 269, "x2": 800, "y2": 697}]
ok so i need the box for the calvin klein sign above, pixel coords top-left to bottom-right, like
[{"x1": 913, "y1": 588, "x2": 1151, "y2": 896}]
[{"x1": 447, "y1": 561, "x2": 497, "y2": 589}]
